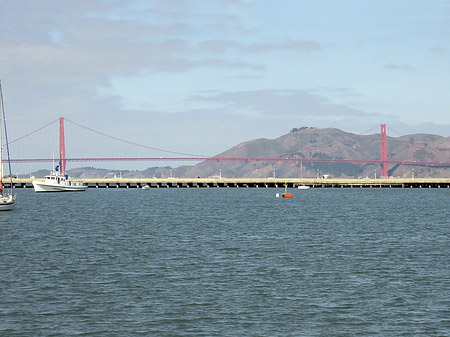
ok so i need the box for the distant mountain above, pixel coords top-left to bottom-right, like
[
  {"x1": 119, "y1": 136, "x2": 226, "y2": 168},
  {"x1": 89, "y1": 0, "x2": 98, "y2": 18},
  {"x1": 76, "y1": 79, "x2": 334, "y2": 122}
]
[
  {"x1": 174, "y1": 127, "x2": 450, "y2": 179},
  {"x1": 26, "y1": 127, "x2": 450, "y2": 179},
  {"x1": 27, "y1": 166, "x2": 174, "y2": 179}
]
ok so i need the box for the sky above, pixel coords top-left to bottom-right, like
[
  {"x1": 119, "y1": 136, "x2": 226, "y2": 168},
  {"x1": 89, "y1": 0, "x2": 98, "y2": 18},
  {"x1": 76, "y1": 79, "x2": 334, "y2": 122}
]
[{"x1": 0, "y1": 0, "x2": 449, "y2": 171}]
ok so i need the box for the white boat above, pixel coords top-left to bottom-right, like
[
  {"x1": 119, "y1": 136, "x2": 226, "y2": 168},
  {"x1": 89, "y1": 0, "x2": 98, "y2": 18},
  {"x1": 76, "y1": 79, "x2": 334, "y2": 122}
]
[
  {"x1": 0, "y1": 80, "x2": 16, "y2": 210},
  {"x1": 298, "y1": 185, "x2": 310, "y2": 190},
  {"x1": 32, "y1": 167, "x2": 87, "y2": 192}
]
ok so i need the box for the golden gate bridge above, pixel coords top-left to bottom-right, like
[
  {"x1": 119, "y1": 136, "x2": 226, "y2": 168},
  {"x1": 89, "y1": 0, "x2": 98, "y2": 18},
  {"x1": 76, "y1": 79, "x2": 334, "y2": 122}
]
[{"x1": 7, "y1": 117, "x2": 450, "y2": 178}]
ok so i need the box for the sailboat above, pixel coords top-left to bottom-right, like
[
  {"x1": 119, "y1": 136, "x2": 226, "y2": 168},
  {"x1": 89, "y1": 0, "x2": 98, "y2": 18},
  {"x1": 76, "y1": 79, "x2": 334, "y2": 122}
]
[{"x1": 0, "y1": 80, "x2": 16, "y2": 211}]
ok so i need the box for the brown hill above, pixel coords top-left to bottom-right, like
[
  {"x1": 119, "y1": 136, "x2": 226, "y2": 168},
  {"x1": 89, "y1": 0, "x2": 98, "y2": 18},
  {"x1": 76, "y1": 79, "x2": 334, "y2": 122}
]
[{"x1": 175, "y1": 127, "x2": 450, "y2": 179}]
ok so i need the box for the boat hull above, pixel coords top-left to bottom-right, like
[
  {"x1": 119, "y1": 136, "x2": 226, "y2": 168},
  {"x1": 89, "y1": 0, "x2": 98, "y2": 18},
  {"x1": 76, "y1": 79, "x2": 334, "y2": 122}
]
[
  {"x1": 32, "y1": 181, "x2": 88, "y2": 192},
  {"x1": 0, "y1": 195, "x2": 16, "y2": 211}
]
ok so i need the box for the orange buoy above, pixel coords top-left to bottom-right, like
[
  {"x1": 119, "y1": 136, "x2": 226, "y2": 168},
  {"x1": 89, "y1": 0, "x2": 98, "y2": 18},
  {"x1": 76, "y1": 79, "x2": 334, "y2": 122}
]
[{"x1": 281, "y1": 184, "x2": 292, "y2": 198}]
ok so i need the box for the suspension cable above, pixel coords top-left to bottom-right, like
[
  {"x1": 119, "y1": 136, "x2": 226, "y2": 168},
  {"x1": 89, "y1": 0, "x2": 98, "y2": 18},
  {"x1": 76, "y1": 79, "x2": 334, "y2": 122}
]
[{"x1": 64, "y1": 118, "x2": 210, "y2": 158}]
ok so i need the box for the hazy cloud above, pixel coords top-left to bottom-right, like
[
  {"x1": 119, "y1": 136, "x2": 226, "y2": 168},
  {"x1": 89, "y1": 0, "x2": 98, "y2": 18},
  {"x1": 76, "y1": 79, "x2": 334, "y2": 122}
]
[
  {"x1": 428, "y1": 46, "x2": 447, "y2": 53},
  {"x1": 200, "y1": 39, "x2": 320, "y2": 54},
  {"x1": 189, "y1": 89, "x2": 382, "y2": 120},
  {"x1": 383, "y1": 63, "x2": 414, "y2": 71},
  {"x1": 0, "y1": 0, "x2": 264, "y2": 123}
]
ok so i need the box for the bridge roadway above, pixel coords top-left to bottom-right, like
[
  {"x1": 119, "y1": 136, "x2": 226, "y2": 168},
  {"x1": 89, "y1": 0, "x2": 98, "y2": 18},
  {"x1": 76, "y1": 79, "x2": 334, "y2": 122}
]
[{"x1": 8, "y1": 177, "x2": 450, "y2": 189}]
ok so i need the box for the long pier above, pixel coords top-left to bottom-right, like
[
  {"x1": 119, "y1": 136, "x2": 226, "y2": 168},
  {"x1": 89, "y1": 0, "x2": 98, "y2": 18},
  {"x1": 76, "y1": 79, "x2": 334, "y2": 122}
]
[{"x1": 8, "y1": 177, "x2": 450, "y2": 189}]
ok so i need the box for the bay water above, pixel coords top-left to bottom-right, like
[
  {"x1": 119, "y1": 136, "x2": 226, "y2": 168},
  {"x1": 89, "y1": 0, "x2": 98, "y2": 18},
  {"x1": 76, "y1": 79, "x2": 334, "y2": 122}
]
[{"x1": 1, "y1": 188, "x2": 449, "y2": 336}]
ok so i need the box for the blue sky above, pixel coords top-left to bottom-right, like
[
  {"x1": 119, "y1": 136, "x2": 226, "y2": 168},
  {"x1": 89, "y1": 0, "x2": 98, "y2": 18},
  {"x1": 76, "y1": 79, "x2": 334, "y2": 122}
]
[{"x1": 0, "y1": 0, "x2": 449, "y2": 170}]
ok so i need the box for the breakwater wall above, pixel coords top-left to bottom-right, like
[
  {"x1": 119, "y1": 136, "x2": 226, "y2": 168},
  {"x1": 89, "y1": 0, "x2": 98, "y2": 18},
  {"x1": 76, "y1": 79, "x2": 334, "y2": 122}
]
[{"x1": 8, "y1": 178, "x2": 450, "y2": 189}]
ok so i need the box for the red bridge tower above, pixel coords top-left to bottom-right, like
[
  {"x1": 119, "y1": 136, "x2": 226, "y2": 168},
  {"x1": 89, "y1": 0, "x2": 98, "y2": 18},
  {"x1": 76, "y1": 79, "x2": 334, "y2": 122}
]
[
  {"x1": 380, "y1": 124, "x2": 388, "y2": 178},
  {"x1": 59, "y1": 117, "x2": 66, "y2": 174}
]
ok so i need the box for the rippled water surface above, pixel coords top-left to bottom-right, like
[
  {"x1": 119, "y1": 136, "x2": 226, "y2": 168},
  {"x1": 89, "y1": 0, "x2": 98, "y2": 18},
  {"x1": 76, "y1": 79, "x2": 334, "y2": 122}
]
[{"x1": 1, "y1": 188, "x2": 449, "y2": 336}]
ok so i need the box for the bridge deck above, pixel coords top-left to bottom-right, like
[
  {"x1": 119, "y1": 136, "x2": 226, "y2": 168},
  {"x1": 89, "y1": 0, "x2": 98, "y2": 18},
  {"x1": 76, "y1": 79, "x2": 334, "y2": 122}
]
[{"x1": 8, "y1": 177, "x2": 450, "y2": 189}]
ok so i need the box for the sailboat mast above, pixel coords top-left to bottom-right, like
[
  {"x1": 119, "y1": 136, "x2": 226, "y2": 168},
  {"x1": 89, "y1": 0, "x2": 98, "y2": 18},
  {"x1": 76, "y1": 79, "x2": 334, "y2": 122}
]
[
  {"x1": 0, "y1": 80, "x2": 14, "y2": 194},
  {"x1": 0, "y1": 80, "x2": 4, "y2": 194}
]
